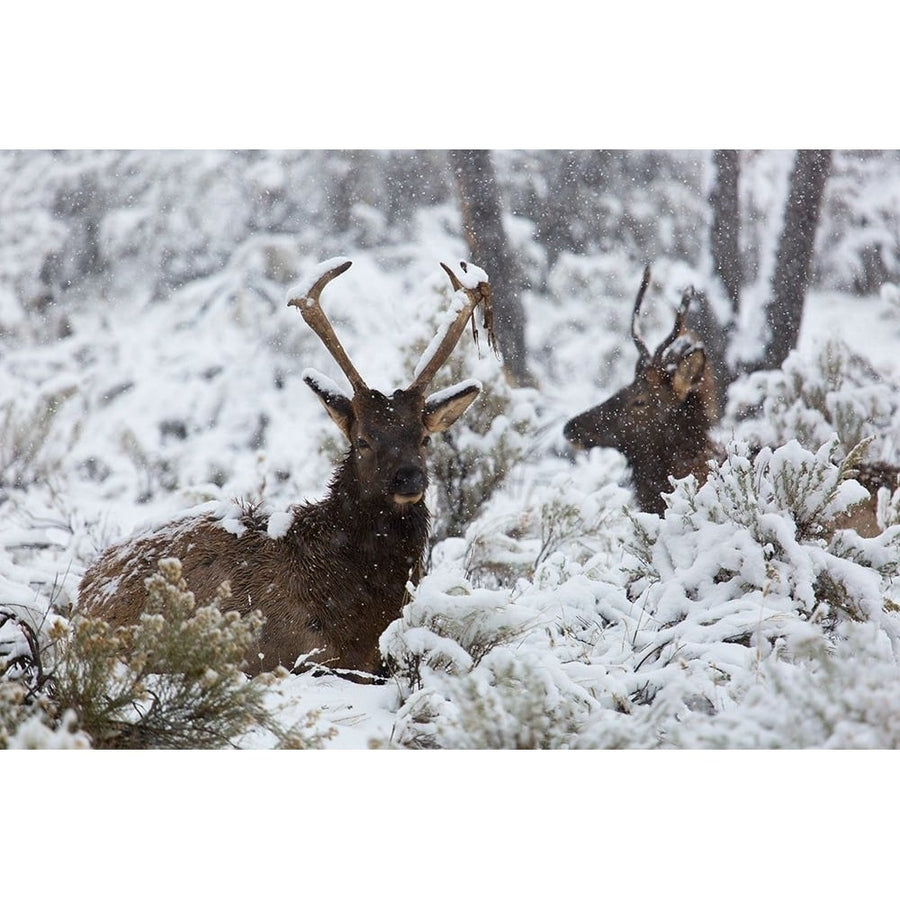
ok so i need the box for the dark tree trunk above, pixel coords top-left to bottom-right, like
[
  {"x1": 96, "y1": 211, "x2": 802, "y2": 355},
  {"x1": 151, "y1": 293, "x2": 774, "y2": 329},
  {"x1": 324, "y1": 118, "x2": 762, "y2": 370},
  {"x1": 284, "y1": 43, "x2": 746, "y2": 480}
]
[
  {"x1": 684, "y1": 288, "x2": 732, "y2": 417},
  {"x1": 683, "y1": 149, "x2": 745, "y2": 410},
  {"x1": 709, "y1": 149, "x2": 742, "y2": 316},
  {"x1": 448, "y1": 149, "x2": 533, "y2": 386},
  {"x1": 759, "y1": 149, "x2": 832, "y2": 371}
]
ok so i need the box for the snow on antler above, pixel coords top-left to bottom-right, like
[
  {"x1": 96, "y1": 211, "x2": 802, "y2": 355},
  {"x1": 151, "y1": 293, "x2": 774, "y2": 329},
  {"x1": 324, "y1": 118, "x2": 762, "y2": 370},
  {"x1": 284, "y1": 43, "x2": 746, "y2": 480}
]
[
  {"x1": 413, "y1": 290, "x2": 470, "y2": 382},
  {"x1": 410, "y1": 261, "x2": 492, "y2": 389},
  {"x1": 285, "y1": 257, "x2": 353, "y2": 307}
]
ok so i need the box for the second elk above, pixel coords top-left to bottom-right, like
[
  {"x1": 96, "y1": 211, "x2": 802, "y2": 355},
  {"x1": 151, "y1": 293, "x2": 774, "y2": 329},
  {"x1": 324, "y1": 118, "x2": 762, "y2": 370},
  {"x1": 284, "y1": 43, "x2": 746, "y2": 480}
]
[
  {"x1": 564, "y1": 267, "x2": 720, "y2": 517},
  {"x1": 78, "y1": 258, "x2": 492, "y2": 675},
  {"x1": 564, "y1": 267, "x2": 895, "y2": 535}
]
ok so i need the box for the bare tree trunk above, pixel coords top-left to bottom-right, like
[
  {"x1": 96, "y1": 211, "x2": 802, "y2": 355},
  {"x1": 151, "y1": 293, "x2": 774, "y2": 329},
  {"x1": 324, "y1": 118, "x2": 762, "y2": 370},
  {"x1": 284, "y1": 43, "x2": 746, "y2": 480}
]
[
  {"x1": 448, "y1": 150, "x2": 533, "y2": 386},
  {"x1": 709, "y1": 149, "x2": 742, "y2": 316},
  {"x1": 759, "y1": 149, "x2": 832, "y2": 371},
  {"x1": 674, "y1": 150, "x2": 743, "y2": 414}
]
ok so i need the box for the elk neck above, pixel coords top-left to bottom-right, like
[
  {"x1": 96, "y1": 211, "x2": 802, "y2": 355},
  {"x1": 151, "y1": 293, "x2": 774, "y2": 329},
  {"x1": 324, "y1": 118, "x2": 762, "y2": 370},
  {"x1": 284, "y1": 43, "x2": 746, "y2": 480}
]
[
  {"x1": 625, "y1": 391, "x2": 717, "y2": 516},
  {"x1": 298, "y1": 449, "x2": 431, "y2": 570}
]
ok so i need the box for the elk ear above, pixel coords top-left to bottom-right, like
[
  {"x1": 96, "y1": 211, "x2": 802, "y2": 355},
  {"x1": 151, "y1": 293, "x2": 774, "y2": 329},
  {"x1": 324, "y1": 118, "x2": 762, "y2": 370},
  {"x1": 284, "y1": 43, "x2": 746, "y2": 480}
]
[
  {"x1": 423, "y1": 379, "x2": 481, "y2": 433},
  {"x1": 671, "y1": 349, "x2": 707, "y2": 402},
  {"x1": 303, "y1": 368, "x2": 355, "y2": 439}
]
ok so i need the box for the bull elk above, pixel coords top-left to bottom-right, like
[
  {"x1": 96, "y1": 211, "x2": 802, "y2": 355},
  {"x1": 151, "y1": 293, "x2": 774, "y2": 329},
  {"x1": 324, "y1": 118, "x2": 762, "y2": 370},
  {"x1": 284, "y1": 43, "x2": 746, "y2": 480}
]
[
  {"x1": 78, "y1": 258, "x2": 492, "y2": 676},
  {"x1": 564, "y1": 267, "x2": 894, "y2": 535},
  {"x1": 564, "y1": 267, "x2": 720, "y2": 517}
]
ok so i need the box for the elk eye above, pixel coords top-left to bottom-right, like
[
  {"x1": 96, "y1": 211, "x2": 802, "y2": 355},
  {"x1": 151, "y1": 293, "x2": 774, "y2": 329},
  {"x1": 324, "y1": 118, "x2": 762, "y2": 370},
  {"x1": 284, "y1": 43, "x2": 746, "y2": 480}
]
[
  {"x1": 421, "y1": 435, "x2": 431, "y2": 447},
  {"x1": 356, "y1": 438, "x2": 372, "y2": 451}
]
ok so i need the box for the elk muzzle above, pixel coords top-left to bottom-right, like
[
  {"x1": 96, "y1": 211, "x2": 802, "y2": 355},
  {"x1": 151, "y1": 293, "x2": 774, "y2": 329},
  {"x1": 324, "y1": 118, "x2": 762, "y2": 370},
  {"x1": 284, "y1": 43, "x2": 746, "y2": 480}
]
[
  {"x1": 563, "y1": 415, "x2": 590, "y2": 450},
  {"x1": 390, "y1": 465, "x2": 428, "y2": 505},
  {"x1": 563, "y1": 403, "x2": 619, "y2": 451}
]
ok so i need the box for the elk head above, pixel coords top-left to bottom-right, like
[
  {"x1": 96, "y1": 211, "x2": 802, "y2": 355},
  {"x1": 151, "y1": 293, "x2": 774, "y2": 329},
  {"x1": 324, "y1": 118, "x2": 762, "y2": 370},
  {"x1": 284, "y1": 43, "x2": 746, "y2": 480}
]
[
  {"x1": 288, "y1": 259, "x2": 488, "y2": 511},
  {"x1": 564, "y1": 268, "x2": 719, "y2": 511}
]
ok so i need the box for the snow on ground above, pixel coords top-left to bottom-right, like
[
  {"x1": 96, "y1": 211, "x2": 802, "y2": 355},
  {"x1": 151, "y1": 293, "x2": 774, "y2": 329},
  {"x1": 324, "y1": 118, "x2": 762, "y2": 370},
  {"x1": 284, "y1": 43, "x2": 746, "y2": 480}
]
[{"x1": 3, "y1": 150, "x2": 900, "y2": 753}]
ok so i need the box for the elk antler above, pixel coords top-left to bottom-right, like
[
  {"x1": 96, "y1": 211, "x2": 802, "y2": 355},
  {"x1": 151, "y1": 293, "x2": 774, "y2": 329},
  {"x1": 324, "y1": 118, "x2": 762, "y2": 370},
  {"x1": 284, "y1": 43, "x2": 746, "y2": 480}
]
[
  {"x1": 631, "y1": 266, "x2": 653, "y2": 368},
  {"x1": 408, "y1": 261, "x2": 493, "y2": 392},
  {"x1": 287, "y1": 258, "x2": 368, "y2": 395},
  {"x1": 654, "y1": 286, "x2": 695, "y2": 362}
]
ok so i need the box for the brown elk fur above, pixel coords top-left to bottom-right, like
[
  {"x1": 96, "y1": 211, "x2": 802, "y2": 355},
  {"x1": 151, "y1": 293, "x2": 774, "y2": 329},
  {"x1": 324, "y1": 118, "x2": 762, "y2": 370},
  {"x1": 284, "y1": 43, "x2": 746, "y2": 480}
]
[
  {"x1": 78, "y1": 260, "x2": 490, "y2": 676},
  {"x1": 564, "y1": 268, "x2": 895, "y2": 536},
  {"x1": 565, "y1": 334, "x2": 720, "y2": 516}
]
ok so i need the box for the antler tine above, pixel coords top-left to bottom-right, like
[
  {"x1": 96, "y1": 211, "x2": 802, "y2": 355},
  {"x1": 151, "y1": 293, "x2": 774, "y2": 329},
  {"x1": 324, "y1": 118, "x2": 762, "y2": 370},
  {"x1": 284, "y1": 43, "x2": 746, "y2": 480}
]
[
  {"x1": 631, "y1": 265, "x2": 653, "y2": 366},
  {"x1": 655, "y1": 286, "x2": 695, "y2": 361},
  {"x1": 287, "y1": 259, "x2": 367, "y2": 395},
  {"x1": 442, "y1": 261, "x2": 464, "y2": 293},
  {"x1": 408, "y1": 261, "x2": 492, "y2": 392}
]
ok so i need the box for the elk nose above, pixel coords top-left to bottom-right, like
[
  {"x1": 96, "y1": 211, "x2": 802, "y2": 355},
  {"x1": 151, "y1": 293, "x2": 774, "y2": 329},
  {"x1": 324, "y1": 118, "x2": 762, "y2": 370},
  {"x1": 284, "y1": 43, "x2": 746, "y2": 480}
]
[
  {"x1": 391, "y1": 466, "x2": 427, "y2": 500},
  {"x1": 563, "y1": 417, "x2": 586, "y2": 448}
]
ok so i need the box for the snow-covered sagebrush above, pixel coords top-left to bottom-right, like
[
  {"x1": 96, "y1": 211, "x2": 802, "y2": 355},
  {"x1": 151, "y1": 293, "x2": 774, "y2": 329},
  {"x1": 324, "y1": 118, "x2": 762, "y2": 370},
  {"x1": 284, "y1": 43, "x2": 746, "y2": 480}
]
[
  {"x1": 380, "y1": 438, "x2": 900, "y2": 749},
  {"x1": 726, "y1": 336, "x2": 900, "y2": 465},
  {"x1": 4, "y1": 150, "x2": 900, "y2": 749}
]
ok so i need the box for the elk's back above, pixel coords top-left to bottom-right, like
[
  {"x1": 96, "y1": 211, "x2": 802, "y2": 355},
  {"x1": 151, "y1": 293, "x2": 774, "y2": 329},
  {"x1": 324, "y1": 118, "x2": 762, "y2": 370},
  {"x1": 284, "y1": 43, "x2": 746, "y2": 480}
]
[{"x1": 77, "y1": 504, "x2": 408, "y2": 675}]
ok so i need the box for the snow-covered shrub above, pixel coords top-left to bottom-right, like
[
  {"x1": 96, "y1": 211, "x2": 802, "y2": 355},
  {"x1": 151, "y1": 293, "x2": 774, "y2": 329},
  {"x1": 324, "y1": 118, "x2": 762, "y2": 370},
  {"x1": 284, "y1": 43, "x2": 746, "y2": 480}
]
[
  {"x1": 0, "y1": 598, "x2": 89, "y2": 748},
  {"x1": 620, "y1": 439, "x2": 900, "y2": 707},
  {"x1": 427, "y1": 646, "x2": 598, "y2": 749},
  {"x1": 0, "y1": 682, "x2": 90, "y2": 749},
  {"x1": 1, "y1": 601, "x2": 53, "y2": 691},
  {"x1": 727, "y1": 337, "x2": 900, "y2": 465},
  {"x1": 572, "y1": 620, "x2": 900, "y2": 748},
  {"x1": 380, "y1": 569, "x2": 536, "y2": 696},
  {"x1": 387, "y1": 642, "x2": 599, "y2": 750},
  {"x1": 664, "y1": 622, "x2": 900, "y2": 748},
  {"x1": 461, "y1": 463, "x2": 631, "y2": 587},
  {"x1": 380, "y1": 569, "x2": 599, "y2": 748},
  {"x1": 49, "y1": 558, "x2": 331, "y2": 749},
  {"x1": 0, "y1": 382, "x2": 78, "y2": 491},
  {"x1": 380, "y1": 567, "x2": 609, "y2": 749},
  {"x1": 877, "y1": 486, "x2": 900, "y2": 531},
  {"x1": 426, "y1": 378, "x2": 535, "y2": 546}
]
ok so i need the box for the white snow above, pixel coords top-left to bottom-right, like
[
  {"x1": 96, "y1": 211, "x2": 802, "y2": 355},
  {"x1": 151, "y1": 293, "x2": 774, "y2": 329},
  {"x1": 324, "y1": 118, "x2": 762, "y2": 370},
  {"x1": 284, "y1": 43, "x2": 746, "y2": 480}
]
[
  {"x1": 453, "y1": 260, "x2": 489, "y2": 289},
  {"x1": 301, "y1": 366, "x2": 349, "y2": 399},
  {"x1": 285, "y1": 256, "x2": 352, "y2": 306},
  {"x1": 412, "y1": 290, "x2": 470, "y2": 382},
  {"x1": 424, "y1": 378, "x2": 482, "y2": 407},
  {"x1": 4, "y1": 149, "x2": 900, "y2": 762},
  {"x1": 266, "y1": 510, "x2": 294, "y2": 540}
]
